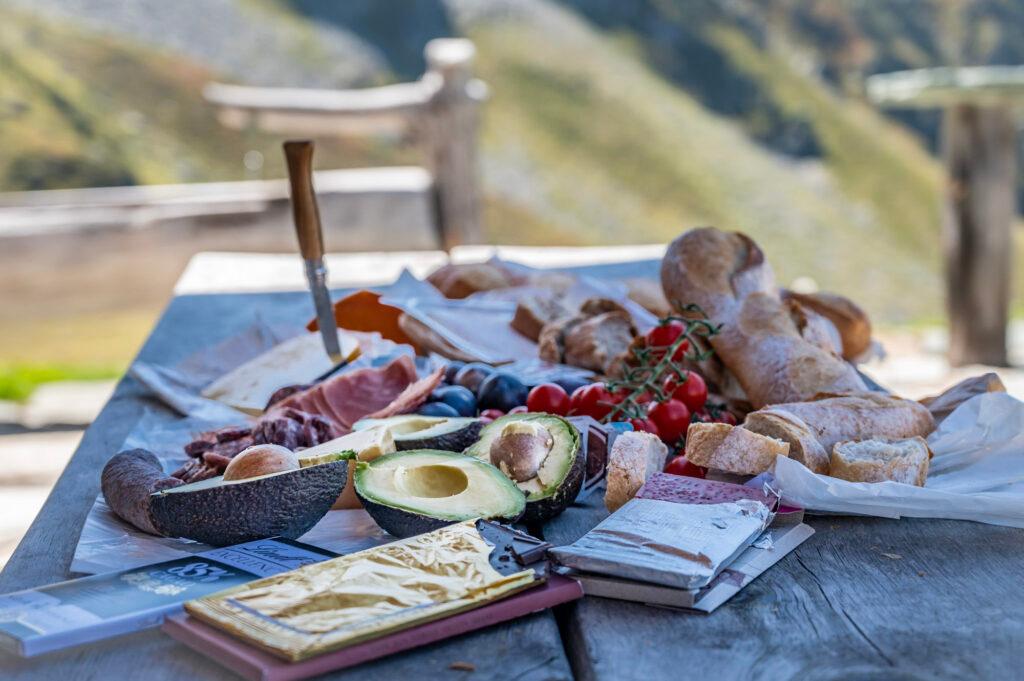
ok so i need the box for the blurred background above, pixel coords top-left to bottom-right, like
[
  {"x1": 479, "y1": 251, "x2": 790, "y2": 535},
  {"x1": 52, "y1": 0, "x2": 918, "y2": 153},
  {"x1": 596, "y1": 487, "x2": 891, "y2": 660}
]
[{"x1": 3, "y1": 0, "x2": 1024, "y2": 564}]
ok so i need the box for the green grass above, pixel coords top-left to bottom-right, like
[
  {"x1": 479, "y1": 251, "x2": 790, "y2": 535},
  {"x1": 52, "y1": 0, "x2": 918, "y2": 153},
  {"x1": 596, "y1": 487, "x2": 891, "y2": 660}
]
[{"x1": 0, "y1": 363, "x2": 120, "y2": 403}]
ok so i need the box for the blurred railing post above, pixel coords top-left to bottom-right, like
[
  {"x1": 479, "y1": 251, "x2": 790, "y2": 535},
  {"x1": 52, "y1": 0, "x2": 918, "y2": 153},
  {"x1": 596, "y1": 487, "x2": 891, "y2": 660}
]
[{"x1": 421, "y1": 39, "x2": 485, "y2": 249}]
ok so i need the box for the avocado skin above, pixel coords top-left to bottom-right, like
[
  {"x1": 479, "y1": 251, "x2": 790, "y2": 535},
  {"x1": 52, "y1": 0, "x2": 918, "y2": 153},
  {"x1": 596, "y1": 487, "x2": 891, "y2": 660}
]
[
  {"x1": 358, "y1": 492, "x2": 524, "y2": 539},
  {"x1": 149, "y1": 460, "x2": 347, "y2": 546},
  {"x1": 395, "y1": 420, "x2": 484, "y2": 453},
  {"x1": 522, "y1": 442, "x2": 585, "y2": 523}
]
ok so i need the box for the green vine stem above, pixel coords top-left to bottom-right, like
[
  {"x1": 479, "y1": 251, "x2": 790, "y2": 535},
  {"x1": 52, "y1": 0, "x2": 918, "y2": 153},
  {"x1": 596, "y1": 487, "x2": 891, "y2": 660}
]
[{"x1": 603, "y1": 305, "x2": 720, "y2": 423}]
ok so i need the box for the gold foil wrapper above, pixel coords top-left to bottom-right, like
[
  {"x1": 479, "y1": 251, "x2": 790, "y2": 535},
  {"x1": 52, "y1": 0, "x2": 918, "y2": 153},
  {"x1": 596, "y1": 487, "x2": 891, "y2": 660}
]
[{"x1": 184, "y1": 521, "x2": 538, "y2": 661}]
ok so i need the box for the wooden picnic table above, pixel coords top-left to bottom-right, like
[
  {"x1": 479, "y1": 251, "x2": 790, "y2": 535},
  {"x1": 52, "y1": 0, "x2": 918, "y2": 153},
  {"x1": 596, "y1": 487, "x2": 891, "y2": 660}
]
[{"x1": 3, "y1": 262, "x2": 1024, "y2": 680}]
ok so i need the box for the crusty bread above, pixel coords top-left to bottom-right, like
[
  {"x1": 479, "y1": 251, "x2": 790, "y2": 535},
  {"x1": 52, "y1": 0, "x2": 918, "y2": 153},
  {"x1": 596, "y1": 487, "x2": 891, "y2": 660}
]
[
  {"x1": 605, "y1": 431, "x2": 669, "y2": 512},
  {"x1": 624, "y1": 277, "x2": 672, "y2": 318},
  {"x1": 660, "y1": 228, "x2": 866, "y2": 408},
  {"x1": 782, "y1": 290, "x2": 872, "y2": 361},
  {"x1": 511, "y1": 296, "x2": 572, "y2": 342},
  {"x1": 427, "y1": 263, "x2": 514, "y2": 298},
  {"x1": 920, "y1": 373, "x2": 1006, "y2": 425},
  {"x1": 684, "y1": 422, "x2": 789, "y2": 475},
  {"x1": 830, "y1": 437, "x2": 931, "y2": 486},
  {"x1": 743, "y1": 392, "x2": 935, "y2": 474}
]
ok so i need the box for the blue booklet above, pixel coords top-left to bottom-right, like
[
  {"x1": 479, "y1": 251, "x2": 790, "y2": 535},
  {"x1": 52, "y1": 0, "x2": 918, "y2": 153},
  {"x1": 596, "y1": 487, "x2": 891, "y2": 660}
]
[{"x1": 0, "y1": 538, "x2": 335, "y2": 658}]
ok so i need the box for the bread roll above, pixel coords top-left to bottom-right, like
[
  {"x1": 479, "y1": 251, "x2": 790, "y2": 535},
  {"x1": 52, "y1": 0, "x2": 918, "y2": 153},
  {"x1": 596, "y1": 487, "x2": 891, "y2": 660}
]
[
  {"x1": 684, "y1": 422, "x2": 789, "y2": 475},
  {"x1": 660, "y1": 228, "x2": 866, "y2": 407},
  {"x1": 830, "y1": 438, "x2": 931, "y2": 486},
  {"x1": 743, "y1": 392, "x2": 935, "y2": 474}
]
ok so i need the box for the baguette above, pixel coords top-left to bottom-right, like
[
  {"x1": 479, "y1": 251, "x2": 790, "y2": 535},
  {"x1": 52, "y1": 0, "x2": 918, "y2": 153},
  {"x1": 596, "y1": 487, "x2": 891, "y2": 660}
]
[
  {"x1": 684, "y1": 422, "x2": 789, "y2": 475},
  {"x1": 661, "y1": 228, "x2": 866, "y2": 407},
  {"x1": 830, "y1": 438, "x2": 931, "y2": 486},
  {"x1": 782, "y1": 290, "x2": 872, "y2": 361},
  {"x1": 743, "y1": 392, "x2": 935, "y2": 474}
]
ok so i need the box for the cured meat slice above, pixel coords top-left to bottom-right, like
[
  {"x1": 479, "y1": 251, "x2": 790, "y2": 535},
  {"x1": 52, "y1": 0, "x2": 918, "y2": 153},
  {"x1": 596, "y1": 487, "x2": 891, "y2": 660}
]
[
  {"x1": 363, "y1": 366, "x2": 445, "y2": 420},
  {"x1": 277, "y1": 355, "x2": 420, "y2": 431}
]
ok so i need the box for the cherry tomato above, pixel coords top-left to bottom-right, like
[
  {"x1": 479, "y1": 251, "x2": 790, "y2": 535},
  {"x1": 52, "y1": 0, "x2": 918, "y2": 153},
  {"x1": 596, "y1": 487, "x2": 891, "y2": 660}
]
[
  {"x1": 664, "y1": 455, "x2": 706, "y2": 479},
  {"x1": 570, "y1": 383, "x2": 615, "y2": 420},
  {"x1": 526, "y1": 383, "x2": 571, "y2": 416},
  {"x1": 644, "y1": 321, "x2": 690, "y2": 361},
  {"x1": 715, "y1": 410, "x2": 738, "y2": 426},
  {"x1": 629, "y1": 417, "x2": 660, "y2": 437},
  {"x1": 691, "y1": 409, "x2": 713, "y2": 423},
  {"x1": 664, "y1": 371, "x2": 708, "y2": 412},
  {"x1": 479, "y1": 408, "x2": 505, "y2": 420},
  {"x1": 508, "y1": 405, "x2": 529, "y2": 414},
  {"x1": 648, "y1": 399, "x2": 691, "y2": 445}
]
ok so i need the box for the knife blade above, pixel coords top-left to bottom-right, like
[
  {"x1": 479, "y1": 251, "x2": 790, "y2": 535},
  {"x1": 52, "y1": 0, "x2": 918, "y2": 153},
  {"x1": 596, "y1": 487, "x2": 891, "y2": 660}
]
[{"x1": 284, "y1": 140, "x2": 341, "y2": 361}]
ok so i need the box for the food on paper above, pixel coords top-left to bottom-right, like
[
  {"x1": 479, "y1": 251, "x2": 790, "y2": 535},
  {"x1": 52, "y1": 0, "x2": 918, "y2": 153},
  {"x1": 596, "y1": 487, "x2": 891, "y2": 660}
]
[
  {"x1": 538, "y1": 303, "x2": 636, "y2": 375},
  {"x1": 183, "y1": 521, "x2": 541, "y2": 662},
  {"x1": 101, "y1": 449, "x2": 184, "y2": 535},
  {"x1": 466, "y1": 413, "x2": 582, "y2": 521},
  {"x1": 177, "y1": 407, "x2": 338, "y2": 483},
  {"x1": 297, "y1": 426, "x2": 396, "y2": 509},
  {"x1": 829, "y1": 437, "x2": 931, "y2": 486},
  {"x1": 684, "y1": 423, "x2": 789, "y2": 475},
  {"x1": 920, "y1": 372, "x2": 1006, "y2": 424},
  {"x1": 624, "y1": 277, "x2": 671, "y2": 318},
  {"x1": 511, "y1": 295, "x2": 573, "y2": 341},
  {"x1": 427, "y1": 384, "x2": 478, "y2": 416},
  {"x1": 150, "y1": 456, "x2": 350, "y2": 546},
  {"x1": 309, "y1": 289, "x2": 420, "y2": 350},
  {"x1": 279, "y1": 356, "x2": 442, "y2": 431},
  {"x1": 354, "y1": 414, "x2": 484, "y2": 452},
  {"x1": 743, "y1": 393, "x2": 935, "y2": 475},
  {"x1": 782, "y1": 290, "x2": 872, "y2": 360},
  {"x1": 476, "y1": 372, "x2": 529, "y2": 413},
  {"x1": 604, "y1": 431, "x2": 669, "y2": 512},
  {"x1": 201, "y1": 331, "x2": 359, "y2": 415},
  {"x1": 427, "y1": 262, "x2": 516, "y2": 298},
  {"x1": 661, "y1": 227, "x2": 866, "y2": 407},
  {"x1": 222, "y1": 444, "x2": 299, "y2": 481},
  {"x1": 354, "y1": 451, "x2": 525, "y2": 537}
]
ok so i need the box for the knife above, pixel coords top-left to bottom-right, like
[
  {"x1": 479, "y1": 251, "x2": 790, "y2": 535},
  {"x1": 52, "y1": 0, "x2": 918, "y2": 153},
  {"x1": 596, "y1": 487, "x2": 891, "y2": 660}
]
[{"x1": 284, "y1": 140, "x2": 342, "y2": 361}]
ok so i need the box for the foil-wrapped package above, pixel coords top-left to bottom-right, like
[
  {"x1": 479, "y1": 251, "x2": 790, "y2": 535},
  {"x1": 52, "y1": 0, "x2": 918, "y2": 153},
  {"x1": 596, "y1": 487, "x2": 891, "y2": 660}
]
[
  {"x1": 549, "y1": 498, "x2": 772, "y2": 590},
  {"x1": 184, "y1": 521, "x2": 540, "y2": 661}
]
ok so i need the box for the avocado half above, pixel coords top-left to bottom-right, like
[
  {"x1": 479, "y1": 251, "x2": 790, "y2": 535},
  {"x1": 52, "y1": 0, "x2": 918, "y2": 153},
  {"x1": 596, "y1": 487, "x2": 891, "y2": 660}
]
[
  {"x1": 465, "y1": 414, "x2": 583, "y2": 523},
  {"x1": 149, "y1": 459, "x2": 348, "y2": 546},
  {"x1": 354, "y1": 450, "x2": 525, "y2": 538},
  {"x1": 353, "y1": 415, "x2": 483, "y2": 452}
]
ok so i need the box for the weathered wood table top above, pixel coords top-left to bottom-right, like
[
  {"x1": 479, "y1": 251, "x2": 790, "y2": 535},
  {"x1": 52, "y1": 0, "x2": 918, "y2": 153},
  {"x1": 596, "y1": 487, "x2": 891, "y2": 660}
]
[{"x1": 3, "y1": 281, "x2": 1024, "y2": 680}]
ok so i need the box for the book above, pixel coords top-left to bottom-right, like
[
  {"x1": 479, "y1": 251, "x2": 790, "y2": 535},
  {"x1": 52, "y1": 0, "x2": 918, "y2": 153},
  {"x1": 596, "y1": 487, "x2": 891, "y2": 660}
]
[
  {"x1": 162, "y1": 574, "x2": 583, "y2": 681},
  {"x1": 0, "y1": 538, "x2": 335, "y2": 658}
]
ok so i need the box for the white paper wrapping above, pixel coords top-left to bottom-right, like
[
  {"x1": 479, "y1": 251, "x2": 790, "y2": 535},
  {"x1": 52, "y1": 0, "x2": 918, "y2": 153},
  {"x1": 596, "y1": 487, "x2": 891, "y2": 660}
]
[{"x1": 775, "y1": 392, "x2": 1024, "y2": 527}]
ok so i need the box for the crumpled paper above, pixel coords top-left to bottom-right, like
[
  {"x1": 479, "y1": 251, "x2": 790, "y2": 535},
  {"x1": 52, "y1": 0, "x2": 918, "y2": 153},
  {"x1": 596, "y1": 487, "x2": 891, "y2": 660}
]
[{"x1": 774, "y1": 392, "x2": 1024, "y2": 527}]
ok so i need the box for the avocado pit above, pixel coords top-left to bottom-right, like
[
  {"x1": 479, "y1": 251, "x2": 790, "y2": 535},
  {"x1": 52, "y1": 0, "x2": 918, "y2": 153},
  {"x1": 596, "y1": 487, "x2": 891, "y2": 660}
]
[
  {"x1": 490, "y1": 420, "x2": 554, "y2": 482},
  {"x1": 223, "y1": 444, "x2": 299, "y2": 481}
]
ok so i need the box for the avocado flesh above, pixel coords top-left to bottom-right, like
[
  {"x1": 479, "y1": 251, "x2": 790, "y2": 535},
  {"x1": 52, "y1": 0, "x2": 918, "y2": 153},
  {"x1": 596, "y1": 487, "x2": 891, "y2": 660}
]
[
  {"x1": 465, "y1": 414, "x2": 582, "y2": 522},
  {"x1": 355, "y1": 450, "x2": 525, "y2": 538},
  {"x1": 354, "y1": 415, "x2": 483, "y2": 452},
  {"x1": 149, "y1": 459, "x2": 347, "y2": 546}
]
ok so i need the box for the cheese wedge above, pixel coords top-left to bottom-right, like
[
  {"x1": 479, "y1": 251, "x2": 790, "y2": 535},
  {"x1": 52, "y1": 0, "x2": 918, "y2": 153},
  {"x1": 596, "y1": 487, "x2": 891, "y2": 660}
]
[
  {"x1": 298, "y1": 426, "x2": 396, "y2": 509},
  {"x1": 202, "y1": 331, "x2": 359, "y2": 415}
]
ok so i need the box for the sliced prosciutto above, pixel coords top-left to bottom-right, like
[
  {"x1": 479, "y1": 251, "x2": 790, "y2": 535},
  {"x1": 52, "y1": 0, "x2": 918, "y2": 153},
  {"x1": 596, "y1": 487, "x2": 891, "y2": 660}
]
[{"x1": 277, "y1": 355, "x2": 438, "y2": 431}]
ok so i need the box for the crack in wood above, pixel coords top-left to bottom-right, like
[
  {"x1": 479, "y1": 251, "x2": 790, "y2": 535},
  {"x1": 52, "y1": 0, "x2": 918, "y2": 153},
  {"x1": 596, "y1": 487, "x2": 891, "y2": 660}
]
[{"x1": 794, "y1": 555, "x2": 894, "y2": 666}]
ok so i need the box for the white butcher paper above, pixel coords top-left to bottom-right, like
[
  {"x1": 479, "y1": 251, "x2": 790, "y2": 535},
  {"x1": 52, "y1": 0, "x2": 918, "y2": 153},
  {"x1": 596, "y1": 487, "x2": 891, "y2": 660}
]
[
  {"x1": 774, "y1": 391, "x2": 1024, "y2": 527},
  {"x1": 549, "y1": 498, "x2": 772, "y2": 589}
]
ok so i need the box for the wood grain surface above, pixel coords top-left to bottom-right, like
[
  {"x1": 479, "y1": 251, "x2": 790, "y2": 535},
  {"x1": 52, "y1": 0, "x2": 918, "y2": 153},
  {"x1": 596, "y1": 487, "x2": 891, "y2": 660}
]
[
  {"x1": 0, "y1": 291, "x2": 572, "y2": 681},
  {"x1": 544, "y1": 490, "x2": 1024, "y2": 681}
]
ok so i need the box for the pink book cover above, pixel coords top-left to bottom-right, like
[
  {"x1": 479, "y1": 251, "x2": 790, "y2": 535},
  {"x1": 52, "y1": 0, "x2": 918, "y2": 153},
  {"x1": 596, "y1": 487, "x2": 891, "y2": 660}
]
[{"x1": 162, "y1": 574, "x2": 583, "y2": 681}]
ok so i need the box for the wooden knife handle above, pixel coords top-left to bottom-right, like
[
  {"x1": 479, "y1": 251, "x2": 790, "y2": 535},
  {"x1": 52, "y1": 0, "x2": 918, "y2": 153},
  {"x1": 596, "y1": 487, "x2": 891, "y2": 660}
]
[{"x1": 283, "y1": 140, "x2": 324, "y2": 261}]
